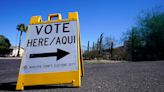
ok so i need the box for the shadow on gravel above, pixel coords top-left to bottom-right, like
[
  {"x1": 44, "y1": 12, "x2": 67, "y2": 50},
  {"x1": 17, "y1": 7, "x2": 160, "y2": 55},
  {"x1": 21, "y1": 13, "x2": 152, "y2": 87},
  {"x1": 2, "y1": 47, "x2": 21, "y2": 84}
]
[
  {"x1": 0, "y1": 82, "x2": 16, "y2": 91},
  {"x1": 25, "y1": 85, "x2": 74, "y2": 90},
  {"x1": 0, "y1": 82, "x2": 74, "y2": 91}
]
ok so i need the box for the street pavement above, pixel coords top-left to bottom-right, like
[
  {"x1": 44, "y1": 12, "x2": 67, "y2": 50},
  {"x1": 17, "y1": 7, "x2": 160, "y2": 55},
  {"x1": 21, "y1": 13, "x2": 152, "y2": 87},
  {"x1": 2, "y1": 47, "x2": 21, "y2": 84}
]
[{"x1": 0, "y1": 59, "x2": 164, "y2": 92}]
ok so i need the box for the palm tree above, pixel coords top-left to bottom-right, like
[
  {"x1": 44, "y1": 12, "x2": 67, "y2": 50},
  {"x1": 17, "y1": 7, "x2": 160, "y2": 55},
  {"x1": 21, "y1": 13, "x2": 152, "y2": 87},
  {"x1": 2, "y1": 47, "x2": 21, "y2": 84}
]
[{"x1": 16, "y1": 24, "x2": 27, "y2": 57}]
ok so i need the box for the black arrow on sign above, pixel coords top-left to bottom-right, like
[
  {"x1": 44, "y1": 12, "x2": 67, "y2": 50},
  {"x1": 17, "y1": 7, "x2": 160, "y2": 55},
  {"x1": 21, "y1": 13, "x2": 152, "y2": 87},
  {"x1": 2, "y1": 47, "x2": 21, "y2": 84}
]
[{"x1": 29, "y1": 48, "x2": 69, "y2": 61}]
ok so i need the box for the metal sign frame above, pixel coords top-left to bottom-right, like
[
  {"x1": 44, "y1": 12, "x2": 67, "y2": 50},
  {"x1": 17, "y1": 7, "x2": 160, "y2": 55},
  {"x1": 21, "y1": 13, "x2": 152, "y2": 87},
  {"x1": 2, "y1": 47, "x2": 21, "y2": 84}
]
[{"x1": 16, "y1": 12, "x2": 84, "y2": 90}]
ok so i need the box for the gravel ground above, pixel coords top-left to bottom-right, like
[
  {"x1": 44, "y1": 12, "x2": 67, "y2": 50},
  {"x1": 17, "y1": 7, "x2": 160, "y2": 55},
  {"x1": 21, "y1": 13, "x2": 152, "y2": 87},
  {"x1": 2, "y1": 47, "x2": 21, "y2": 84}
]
[{"x1": 0, "y1": 59, "x2": 164, "y2": 92}]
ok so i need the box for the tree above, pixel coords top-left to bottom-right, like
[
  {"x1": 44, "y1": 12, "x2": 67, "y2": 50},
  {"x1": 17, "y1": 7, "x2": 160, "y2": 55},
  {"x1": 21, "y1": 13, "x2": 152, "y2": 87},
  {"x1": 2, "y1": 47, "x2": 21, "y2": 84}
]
[
  {"x1": 125, "y1": 27, "x2": 144, "y2": 60},
  {"x1": 17, "y1": 24, "x2": 27, "y2": 57},
  {"x1": 0, "y1": 35, "x2": 11, "y2": 50},
  {"x1": 103, "y1": 36, "x2": 116, "y2": 58},
  {"x1": 92, "y1": 42, "x2": 95, "y2": 51},
  {"x1": 0, "y1": 35, "x2": 11, "y2": 56},
  {"x1": 124, "y1": 7, "x2": 164, "y2": 61},
  {"x1": 96, "y1": 38, "x2": 99, "y2": 51},
  {"x1": 103, "y1": 37, "x2": 111, "y2": 50}
]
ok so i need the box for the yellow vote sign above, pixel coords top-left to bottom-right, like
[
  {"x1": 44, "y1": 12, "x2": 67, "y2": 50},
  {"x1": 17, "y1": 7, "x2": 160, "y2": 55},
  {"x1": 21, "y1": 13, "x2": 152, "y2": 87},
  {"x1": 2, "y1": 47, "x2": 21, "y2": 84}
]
[{"x1": 16, "y1": 12, "x2": 84, "y2": 90}]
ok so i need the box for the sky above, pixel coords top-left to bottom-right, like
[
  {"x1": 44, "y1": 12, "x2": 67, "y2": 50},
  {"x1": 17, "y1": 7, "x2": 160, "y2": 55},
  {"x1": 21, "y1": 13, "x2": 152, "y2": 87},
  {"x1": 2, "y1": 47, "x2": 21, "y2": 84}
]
[{"x1": 0, "y1": 0, "x2": 164, "y2": 50}]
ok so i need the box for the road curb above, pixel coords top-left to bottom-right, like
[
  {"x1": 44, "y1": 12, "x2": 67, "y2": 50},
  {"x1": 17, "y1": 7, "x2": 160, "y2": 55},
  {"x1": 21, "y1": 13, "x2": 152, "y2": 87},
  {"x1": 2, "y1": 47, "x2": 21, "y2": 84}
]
[{"x1": 0, "y1": 57, "x2": 22, "y2": 60}]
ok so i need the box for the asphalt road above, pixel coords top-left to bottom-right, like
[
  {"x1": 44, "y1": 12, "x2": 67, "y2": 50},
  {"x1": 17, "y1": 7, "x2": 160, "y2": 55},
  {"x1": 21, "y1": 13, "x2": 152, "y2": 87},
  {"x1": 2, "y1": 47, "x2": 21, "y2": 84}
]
[{"x1": 0, "y1": 59, "x2": 164, "y2": 92}]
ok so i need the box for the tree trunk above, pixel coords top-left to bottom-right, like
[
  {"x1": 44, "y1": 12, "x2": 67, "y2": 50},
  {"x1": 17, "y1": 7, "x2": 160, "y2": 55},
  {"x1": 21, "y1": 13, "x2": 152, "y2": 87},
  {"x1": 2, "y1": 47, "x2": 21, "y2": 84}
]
[
  {"x1": 17, "y1": 31, "x2": 22, "y2": 57},
  {"x1": 110, "y1": 42, "x2": 113, "y2": 58},
  {"x1": 87, "y1": 41, "x2": 90, "y2": 58}
]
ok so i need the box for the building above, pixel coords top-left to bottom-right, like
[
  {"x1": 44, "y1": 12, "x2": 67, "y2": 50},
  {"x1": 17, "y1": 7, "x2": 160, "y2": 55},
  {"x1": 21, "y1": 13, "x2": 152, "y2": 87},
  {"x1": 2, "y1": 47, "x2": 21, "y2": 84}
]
[{"x1": 9, "y1": 46, "x2": 24, "y2": 57}]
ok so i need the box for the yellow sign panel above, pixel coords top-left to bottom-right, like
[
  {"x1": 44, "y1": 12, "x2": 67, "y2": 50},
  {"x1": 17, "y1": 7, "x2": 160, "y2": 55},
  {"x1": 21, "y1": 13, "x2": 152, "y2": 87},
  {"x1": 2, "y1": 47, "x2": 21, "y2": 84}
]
[{"x1": 16, "y1": 12, "x2": 84, "y2": 90}]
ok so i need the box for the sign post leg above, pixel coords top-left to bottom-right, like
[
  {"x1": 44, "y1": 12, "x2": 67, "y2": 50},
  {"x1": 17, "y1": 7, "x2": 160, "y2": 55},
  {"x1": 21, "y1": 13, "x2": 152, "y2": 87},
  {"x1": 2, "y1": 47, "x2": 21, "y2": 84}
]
[
  {"x1": 16, "y1": 75, "x2": 24, "y2": 90},
  {"x1": 72, "y1": 74, "x2": 81, "y2": 87}
]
